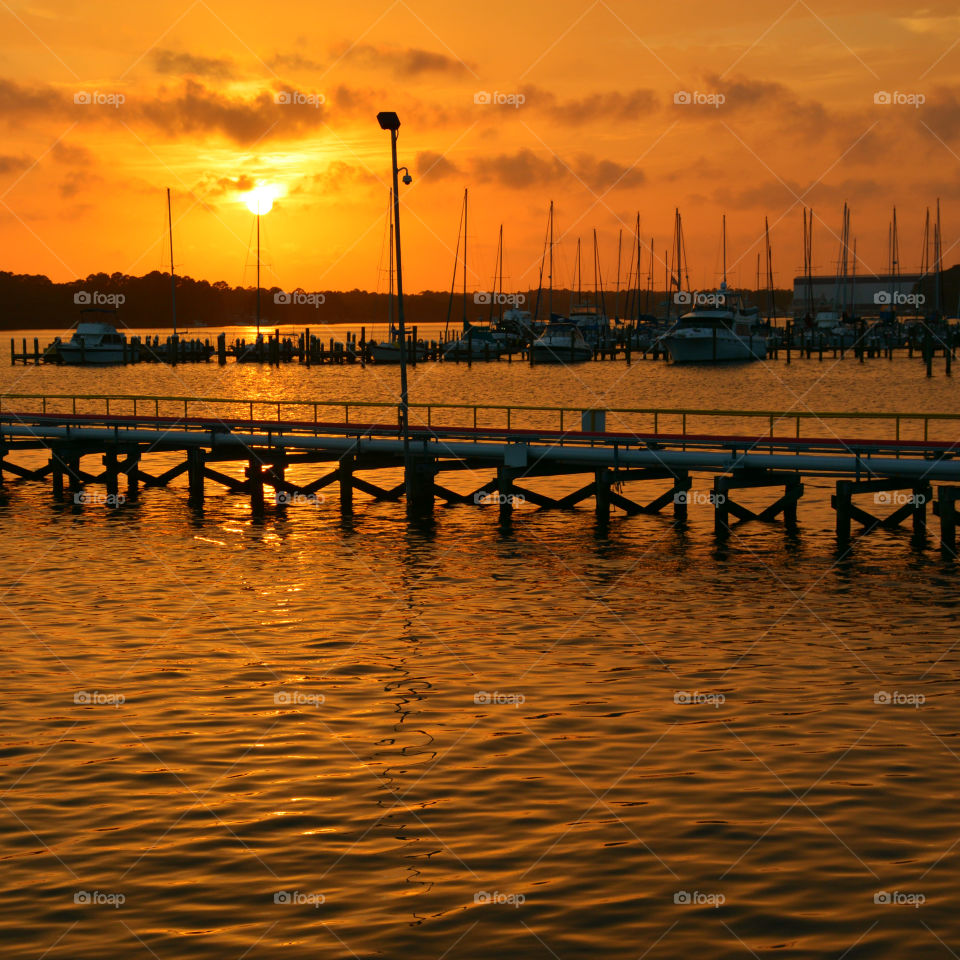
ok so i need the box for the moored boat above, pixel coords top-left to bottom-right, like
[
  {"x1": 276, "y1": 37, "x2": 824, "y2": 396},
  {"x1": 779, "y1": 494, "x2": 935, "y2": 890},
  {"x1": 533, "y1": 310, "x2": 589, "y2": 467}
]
[
  {"x1": 531, "y1": 322, "x2": 593, "y2": 363},
  {"x1": 57, "y1": 310, "x2": 127, "y2": 364}
]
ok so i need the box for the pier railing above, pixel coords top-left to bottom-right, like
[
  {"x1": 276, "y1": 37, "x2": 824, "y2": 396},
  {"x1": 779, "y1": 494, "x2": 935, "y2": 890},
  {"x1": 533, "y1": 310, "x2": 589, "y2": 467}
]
[{"x1": 1, "y1": 393, "x2": 959, "y2": 444}]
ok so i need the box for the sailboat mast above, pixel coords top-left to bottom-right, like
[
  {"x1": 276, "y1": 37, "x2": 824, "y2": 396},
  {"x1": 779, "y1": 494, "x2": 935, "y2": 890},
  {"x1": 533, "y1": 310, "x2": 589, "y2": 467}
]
[
  {"x1": 167, "y1": 188, "x2": 177, "y2": 336},
  {"x1": 462, "y1": 187, "x2": 468, "y2": 325},
  {"x1": 722, "y1": 213, "x2": 727, "y2": 286},
  {"x1": 548, "y1": 200, "x2": 554, "y2": 321},
  {"x1": 935, "y1": 197, "x2": 943, "y2": 316},
  {"x1": 614, "y1": 228, "x2": 622, "y2": 323},
  {"x1": 594, "y1": 228, "x2": 606, "y2": 318}
]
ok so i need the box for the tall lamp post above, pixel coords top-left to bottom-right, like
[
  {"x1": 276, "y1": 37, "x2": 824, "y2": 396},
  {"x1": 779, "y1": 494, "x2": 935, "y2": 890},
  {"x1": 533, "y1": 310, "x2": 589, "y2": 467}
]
[{"x1": 377, "y1": 111, "x2": 414, "y2": 503}]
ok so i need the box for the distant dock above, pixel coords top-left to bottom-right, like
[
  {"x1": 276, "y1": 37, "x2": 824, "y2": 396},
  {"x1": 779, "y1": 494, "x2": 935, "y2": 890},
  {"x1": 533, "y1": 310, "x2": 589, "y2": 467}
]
[{"x1": 10, "y1": 319, "x2": 960, "y2": 373}]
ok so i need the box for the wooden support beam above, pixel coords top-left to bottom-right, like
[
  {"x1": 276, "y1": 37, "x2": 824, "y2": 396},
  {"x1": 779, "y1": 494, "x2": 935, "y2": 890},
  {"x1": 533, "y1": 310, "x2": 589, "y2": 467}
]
[
  {"x1": 433, "y1": 483, "x2": 476, "y2": 505},
  {"x1": 935, "y1": 487, "x2": 960, "y2": 556},
  {"x1": 140, "y1": 461, "x2": 190, "y2": 488},
  {"x1": 339, "y1": 454, "x2": 354, "y2": 515},
  {"x1": 188, "y1": 448, "x2": 205, "y2": 509},
  {"x1": 832, "y1": 479, "x2": 932, "y2": 544},
  {"x1": 498, "y1": 465, "x2": 513, "y2": 523},
  {"x1": 673, "y1": 473, "x2": 691, "y2": 522},
  {"x1": 595, "y1": 468, "x2": 610, "y2": 521},
  {"x1": 246, "y1": 458, "x2": 264, "y2": 516},
  {"x1": 202, "y1": 465, "x2": 246, "y2": 493},
  {"x1": 408, "y1": 458, "x2": 436, "y2": 516},
  {"x1": 103, "y1": 450, "x2": 119, "y2": 499},
  {"x1": 556, "y1": 481, "x2": 596, "y2": 509},
  {"x1": 51, "y1": 450, "x2": 64, "y2": 501},
  {"x1": 506, "y1": 485, "x2": 560, "y2": 509},
  {"x1": 123, "y1": 451, "x2": 140, "y2": 499},
  {"x1": 0, "y1": 459, "x2": 53, "y2": 482},
  {"x1": 350, "y1": 475, "x2": 405, "y2": 501}
]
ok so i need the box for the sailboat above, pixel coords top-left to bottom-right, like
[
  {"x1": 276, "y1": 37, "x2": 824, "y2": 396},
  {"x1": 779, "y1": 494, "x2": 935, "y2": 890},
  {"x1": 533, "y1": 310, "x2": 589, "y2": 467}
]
[
  {"x1": 532, "y1": 202, "x2": 593, "y2": 363},
  {"x1": 444, "y1": 190, "x2": 502, "y2": 360},
  {"x1": 370, "y1": 188, "x2": 424, "y2": 364},
  {"x1": 664, "y1": 213, "x2": 768, "y2": 362},
  {"x1": 566, "y1": 230, "x2": 609, "y2": 345}
]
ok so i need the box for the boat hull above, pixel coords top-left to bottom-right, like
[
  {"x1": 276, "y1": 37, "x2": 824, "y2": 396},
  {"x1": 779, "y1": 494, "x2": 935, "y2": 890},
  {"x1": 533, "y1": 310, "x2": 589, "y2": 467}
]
[
  {"x1": 530, "y1": 344, "x2": 594, "y2": 364},
  {"x1": 57, "y1": 345, "x2": 126, "y2": 365},
  {"x1": 369, "y1": 344, "x2": 425, "y2": 364},
  {"x1": 665, "y1": 332, "x2": 767, "y2": 363}
]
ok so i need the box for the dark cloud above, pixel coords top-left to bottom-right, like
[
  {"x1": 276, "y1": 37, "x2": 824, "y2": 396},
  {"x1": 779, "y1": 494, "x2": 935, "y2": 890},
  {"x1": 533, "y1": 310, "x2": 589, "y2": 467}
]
[
  {"x1": 269, "y1": 53, "x2": 325, "y2": 72},
  {"x1": 152, "y1": 50, "x2": 237, "y2": 79},
  {"x1": 0, "y1": 153, "x2": 32, "y2": 173},
  {"x1": 136, "y1": 79, "x2": 327, "y2": 144},
  {"x1": 335, "y1": 43, "x2": 473, "y2": 77},
  {"x1": 51, "y1": 141, "x2": 94, "y2": 166},
  {"x1": 426, "y1": 149, "x2": 644, "y2": 191},
  {"x1": 521, "y1": 85, "x2": 660, "y2": 124},
  {"x1": 416, "y1": 150, "x2": 463, "y2": 179},
  {"x1": 59, "y1": 169, "x2": 101, "y2": 198}
]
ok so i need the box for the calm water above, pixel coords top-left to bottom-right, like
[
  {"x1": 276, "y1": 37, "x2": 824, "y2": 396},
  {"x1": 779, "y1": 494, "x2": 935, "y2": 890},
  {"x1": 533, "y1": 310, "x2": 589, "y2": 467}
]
[{"x1": 1, "y1": 341, "x2": 958, "y2": 958}]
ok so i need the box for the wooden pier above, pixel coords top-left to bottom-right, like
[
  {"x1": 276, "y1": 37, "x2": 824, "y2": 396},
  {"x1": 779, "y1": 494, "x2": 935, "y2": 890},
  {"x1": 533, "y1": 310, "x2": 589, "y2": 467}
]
[{"x1": 1, "y1": 394, "x2": 960, "y2": 555}]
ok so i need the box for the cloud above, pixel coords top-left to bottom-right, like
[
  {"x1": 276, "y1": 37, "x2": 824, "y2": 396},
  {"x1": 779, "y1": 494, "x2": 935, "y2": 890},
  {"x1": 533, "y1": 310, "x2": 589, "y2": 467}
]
[
  {"x1": 136, "y1": 79, "x2": 327, "y2": 144},
  {"x1": 51, "y1": 141, "x2": 94, "y2": 166},
  {"x1": 152, "y1": 50, "x2": 237, "y2": 79},
  {"x1": 59, "y1": 169, "x2": 101, "y2": 198},
  {"x1": 416, "y1": 150, "x2": 463, "y2": 179},
  {"x1": 522, "y1": 85, "x2": 660, "y2": 124},
  {"x1": 0, "y1": 153, "x2": 32, "y2": 173},
  {"x1": 334, "y1": 43, "x2": 474, "y2": 77},
  {"x1": 427, "y1": 148, "x2": 645, "y2": 191}
]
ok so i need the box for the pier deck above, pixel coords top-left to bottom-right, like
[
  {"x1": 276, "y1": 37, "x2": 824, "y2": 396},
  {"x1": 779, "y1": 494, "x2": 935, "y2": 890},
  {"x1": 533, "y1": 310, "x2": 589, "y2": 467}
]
[{"x1": 1, "y1": 393, "x2": 959, "y2": 553}]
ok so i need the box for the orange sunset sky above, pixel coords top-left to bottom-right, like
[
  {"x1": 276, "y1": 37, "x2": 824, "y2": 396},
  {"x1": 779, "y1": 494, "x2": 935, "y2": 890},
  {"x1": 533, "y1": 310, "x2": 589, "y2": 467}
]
[{"x1": 0, "y1": 0, "x2": 958, "y2": 295}]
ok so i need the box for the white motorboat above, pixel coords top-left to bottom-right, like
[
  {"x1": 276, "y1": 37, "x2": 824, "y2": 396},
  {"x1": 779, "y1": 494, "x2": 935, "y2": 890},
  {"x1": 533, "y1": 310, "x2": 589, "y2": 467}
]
[
  {"x1": 531, "y1": 322, "x2": 593, "y2": 363},
  {"x1": 57, "y1": 313, "x2": 127, "y2": 364},
  {"x1": 663, "y1": 285, "x2": 768, "y2": 363}
]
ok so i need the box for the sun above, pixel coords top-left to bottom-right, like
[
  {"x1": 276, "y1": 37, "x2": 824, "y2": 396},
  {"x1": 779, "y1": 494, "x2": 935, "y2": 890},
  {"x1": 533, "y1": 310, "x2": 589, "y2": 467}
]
[{"x1": 243, "y1": 183, "x2": 279, "y2": 215}]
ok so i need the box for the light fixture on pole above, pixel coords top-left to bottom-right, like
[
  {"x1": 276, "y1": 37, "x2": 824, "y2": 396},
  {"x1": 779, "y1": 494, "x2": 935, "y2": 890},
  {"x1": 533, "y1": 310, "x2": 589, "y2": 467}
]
[{"x1": 377, "y1": 111, "x2": 415, "y2": 504}]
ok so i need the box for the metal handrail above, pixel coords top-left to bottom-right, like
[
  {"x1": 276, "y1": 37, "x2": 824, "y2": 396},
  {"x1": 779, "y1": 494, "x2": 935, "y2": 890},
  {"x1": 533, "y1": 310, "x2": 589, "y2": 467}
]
[{"x1": 0, "y1": 393, "x2": 958, "y2": 440}]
